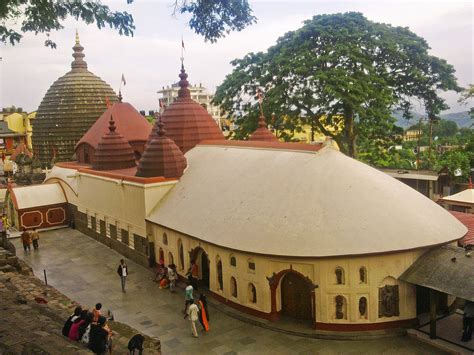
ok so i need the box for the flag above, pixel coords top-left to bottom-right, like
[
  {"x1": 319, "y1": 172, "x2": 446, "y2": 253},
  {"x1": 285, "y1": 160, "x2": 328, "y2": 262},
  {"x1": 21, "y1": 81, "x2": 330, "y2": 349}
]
[
  {"x1": 121, "y1": 73, "x2": 126, "y2": 86},
  {"x1": 105, "y1": 95, "x2": 111, "y2": 109},
  {"x1": 159, "y1": 99, "x2": 164, "y2": 109},
  {"x1": 257, "y1": 89, "x2": 263, "y2": 104},
  {"x1": 1, "y1": 151, "x2": 5, "y2": 163}
]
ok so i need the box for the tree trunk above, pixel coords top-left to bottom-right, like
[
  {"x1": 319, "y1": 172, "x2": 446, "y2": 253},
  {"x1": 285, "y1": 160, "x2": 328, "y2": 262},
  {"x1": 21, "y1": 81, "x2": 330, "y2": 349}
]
[{"x1": 343, "y1": 105, "x2": 356, "y2": 158}]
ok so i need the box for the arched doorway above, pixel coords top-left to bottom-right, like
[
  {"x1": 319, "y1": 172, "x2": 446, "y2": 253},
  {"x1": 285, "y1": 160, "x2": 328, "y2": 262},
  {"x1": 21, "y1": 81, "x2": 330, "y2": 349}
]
[
  {"x1": 281, "y1": 272, "x2": 312, "y2": 321},
  {"x1": 190, "y1": 247, "x2": 210, "y2": 289}
]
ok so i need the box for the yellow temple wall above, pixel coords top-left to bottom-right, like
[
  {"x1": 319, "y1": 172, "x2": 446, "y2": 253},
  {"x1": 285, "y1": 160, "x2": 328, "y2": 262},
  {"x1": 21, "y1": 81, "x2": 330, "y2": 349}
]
[{"x1": 149, "y1": 223, "x2": 423, "y2": 328}]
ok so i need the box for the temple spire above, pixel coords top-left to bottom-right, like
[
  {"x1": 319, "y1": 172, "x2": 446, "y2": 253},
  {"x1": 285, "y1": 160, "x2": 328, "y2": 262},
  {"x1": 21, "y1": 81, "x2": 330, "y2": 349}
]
[
  {"x1": 177, "y1": 63, "x2": 191, "y2": 99},
  {"x1": 71, "y1": 30, "x2": 87, "y2": 70},
  {"x1": 118, "y1": 90, "x2": 123, "y2": 103}
]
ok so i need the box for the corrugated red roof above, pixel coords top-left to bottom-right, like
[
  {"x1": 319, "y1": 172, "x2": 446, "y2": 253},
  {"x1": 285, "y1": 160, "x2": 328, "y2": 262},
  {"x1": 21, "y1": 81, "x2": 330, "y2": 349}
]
[
  {"x1": 75, "y1": 102, "x2": 151, "y2": 150},
  {"x1": 450, "y1": 211, "x2": 474, "y2": 246},
  {"x1": 91, "y1": 116, "x2": 136, "y2": 171},
  {"x1": 199, "y1": 139, "x2": 323, "y2": 152},
  {"x1": 249, "y1": 115, "x2": 278, "y2": 142},
  {"x1": 160, "y1": 65, "x2": 224, "y2": 153},
  {"x1": 136, "y1": 118, "x2": 187, "y2": 178}
]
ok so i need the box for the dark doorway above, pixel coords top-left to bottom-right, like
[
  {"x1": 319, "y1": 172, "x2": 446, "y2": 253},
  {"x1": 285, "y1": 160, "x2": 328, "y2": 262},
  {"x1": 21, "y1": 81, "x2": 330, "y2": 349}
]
[
  {"x1": 190, "y1": 247, "x2": 210, "y2": 289},
  {"x1": 281, "y1": 272, "x2": 312, "y2": 321},
  {"x1": 200, "y1": 251, "x2": 210, "y2": 288}
]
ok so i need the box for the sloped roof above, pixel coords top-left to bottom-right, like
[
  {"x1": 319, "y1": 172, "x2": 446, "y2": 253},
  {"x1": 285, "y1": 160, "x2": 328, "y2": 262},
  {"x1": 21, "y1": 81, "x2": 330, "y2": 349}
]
[
  {"x1": 76, "y1": 102, "x2": 151, "y2": 150},
  {"x1": 44, "y1": 166, "x2": 78, "y2": 195},
  {"x1": 9, "y1": 183, "x2": 66, "y2": 210},
  {"x1": 441, "y1": 188, "x2": 474, "y2": 205},
  {"x1": 450, "y1": 211, "x2": 474, "y2": 246},
  {"x1": 400, "y1": 245, "x2": 474, "y2": 301},
  {"x1": 147, "y1": 144, "x2": 466, "y2": 257},
  {"x1": 0, "y1": 121, "x2": 24, "y2": 137}
]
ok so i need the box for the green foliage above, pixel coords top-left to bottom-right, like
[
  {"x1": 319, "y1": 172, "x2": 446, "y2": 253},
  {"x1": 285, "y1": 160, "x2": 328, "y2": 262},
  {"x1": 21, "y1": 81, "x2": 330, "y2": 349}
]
[
  {"x1": 180, "y1": 0, "x2": 256, "y2": 42},
  {"x1": 0, "y1": 0, "x2": 256, "y2": 48},
  {"x1": 0, "y1": 0, "x2": 135, "y2": 48},
  {"x1": 214, "y1": 12, "x2": 461, "y2": 157},
  {"x1": 435, "y1": 149, "x2": 471, "y2": 180}
]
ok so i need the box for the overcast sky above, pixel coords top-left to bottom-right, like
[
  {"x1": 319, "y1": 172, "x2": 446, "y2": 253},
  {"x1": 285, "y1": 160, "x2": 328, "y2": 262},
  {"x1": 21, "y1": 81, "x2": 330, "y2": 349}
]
[{"x1": 0, "y1": 0, "x2": 472, "y2": 114}]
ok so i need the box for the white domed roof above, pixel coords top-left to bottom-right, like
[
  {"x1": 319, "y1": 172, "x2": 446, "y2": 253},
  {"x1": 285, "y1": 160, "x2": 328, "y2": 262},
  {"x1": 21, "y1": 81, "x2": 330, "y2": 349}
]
[{"x1": 147, "y1": 144, "x2": 467, "y2": 257}]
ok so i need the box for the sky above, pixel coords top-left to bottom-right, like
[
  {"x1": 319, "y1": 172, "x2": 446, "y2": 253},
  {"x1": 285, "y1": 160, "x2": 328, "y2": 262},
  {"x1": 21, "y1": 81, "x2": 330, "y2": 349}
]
[{"x1": 0, "y1": 0, "x2": 472, "y2": 114}]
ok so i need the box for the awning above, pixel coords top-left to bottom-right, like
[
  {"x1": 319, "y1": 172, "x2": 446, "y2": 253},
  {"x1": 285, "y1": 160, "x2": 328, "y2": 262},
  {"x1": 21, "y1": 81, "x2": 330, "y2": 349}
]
[{"x1": 400, "y1": 245, "x2": 474, "y2": 301}]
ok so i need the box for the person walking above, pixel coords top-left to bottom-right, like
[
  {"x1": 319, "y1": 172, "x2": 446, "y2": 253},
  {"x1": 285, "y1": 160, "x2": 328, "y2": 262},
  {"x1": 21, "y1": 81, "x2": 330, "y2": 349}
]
[
  {"x1": 168, "y1": 264, "x2": 177, "y2": 293},
  {"x1": 198, "y1": 293, "x2": 210, "y2": 332},
  {"x1": 188, "y1": 299, "x2": 200, "y2": 338},
  {"x1": 117, "y1": 259, "x2": 128, "y2": 293},
  {"x1": 21, "y1": 228, "x2": 31, "y2": 253},
  {"x1": 462, "y1": 300, "x2": 474, "y2": 342},
  {"x1": 183, "y1": 282, "x2": 194, "y2": 319},
  {"x1": 31, "y1": 228, "x2": 40, "y2": 250}
]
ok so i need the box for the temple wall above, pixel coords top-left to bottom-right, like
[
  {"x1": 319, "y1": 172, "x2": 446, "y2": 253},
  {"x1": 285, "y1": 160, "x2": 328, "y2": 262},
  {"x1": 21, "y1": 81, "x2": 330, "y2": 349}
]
[
  {"x1": 69, "y1": 173, "x2": 175, "y2": 267},
  {"x1": 149, "y1": 222, "x2": 424, "y2": 330}
]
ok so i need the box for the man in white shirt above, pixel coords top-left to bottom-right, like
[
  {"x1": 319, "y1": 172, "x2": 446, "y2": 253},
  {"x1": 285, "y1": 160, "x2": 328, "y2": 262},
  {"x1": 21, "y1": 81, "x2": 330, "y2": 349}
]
[
  {"x1": 117, "y1": 259, "x2": 128, "y2": 292},
  {"x1": 187, "y1": 300, "x2": 199, "y2": 338}
]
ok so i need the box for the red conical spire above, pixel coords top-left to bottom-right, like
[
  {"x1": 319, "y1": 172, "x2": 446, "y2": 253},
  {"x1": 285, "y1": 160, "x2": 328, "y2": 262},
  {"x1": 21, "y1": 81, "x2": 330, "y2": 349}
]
[
  {"x1": 249, "y1": 91, "x2": 278, "y2": 142},
  {"x1": 159, "y1": 63, "x2": 225, "y2": 153},
  {"x1": 136, "y1": 116, "x2": 187, "y2": 178},
  {"x1": 92, "y1": 115, "x2": 136, "y2": 170}
]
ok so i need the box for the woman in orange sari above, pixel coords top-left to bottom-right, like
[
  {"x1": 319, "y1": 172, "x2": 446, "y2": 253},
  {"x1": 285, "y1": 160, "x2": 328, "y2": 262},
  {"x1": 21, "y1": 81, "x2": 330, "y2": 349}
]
[{"x1": 198, "y1": 294, "x2": 209, "y2": 331}]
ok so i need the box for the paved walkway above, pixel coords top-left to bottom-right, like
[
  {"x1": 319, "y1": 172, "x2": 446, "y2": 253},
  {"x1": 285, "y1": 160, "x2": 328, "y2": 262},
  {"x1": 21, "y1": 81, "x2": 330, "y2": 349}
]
[{"x1": 13, "y1": 229, "x2": 448, "y2": 354}]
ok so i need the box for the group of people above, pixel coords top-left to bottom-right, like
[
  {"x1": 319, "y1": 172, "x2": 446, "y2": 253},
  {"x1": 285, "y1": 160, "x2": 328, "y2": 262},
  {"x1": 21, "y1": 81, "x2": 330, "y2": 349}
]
[
  {"x1": 62, "y1": 303, "x2": 114, "y2": 354},
  {"x1": 183, "y1": 282, "x2": 210, "y2": 338},
  {"x1": 21, "y1": 227, "x2": 40, "y2": 252},
  {"x1": 153, "y1": 261, "x2": 178, "y2": 292}
]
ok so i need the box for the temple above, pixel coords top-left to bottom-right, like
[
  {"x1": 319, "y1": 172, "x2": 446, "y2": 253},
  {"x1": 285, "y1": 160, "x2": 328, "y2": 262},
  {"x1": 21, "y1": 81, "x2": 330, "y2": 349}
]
[
  {"x1": 11, "y1": 60, "x2": 468, "y2": 333},
  {"x1": 32, "y1": 32, "x2": 117, "y2": 165}
]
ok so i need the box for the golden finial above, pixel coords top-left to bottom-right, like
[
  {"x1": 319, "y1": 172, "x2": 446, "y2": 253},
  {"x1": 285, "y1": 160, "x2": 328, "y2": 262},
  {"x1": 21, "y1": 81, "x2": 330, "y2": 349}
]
[{"x1": 75, "y1": 29, "x2": 80, "y2": 45}]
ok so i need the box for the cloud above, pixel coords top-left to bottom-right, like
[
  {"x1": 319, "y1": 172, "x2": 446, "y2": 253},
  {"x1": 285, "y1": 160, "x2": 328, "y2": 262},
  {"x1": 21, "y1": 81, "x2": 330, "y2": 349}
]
[{"x1": 0, "y1": 0, "x2": 471, "y2": 113}]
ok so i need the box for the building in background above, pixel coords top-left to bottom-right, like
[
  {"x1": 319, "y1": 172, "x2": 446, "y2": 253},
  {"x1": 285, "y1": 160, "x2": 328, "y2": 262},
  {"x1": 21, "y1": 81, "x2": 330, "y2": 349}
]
[{"x1": 158, "y1": 81, "x2": 223, "y2": 129}]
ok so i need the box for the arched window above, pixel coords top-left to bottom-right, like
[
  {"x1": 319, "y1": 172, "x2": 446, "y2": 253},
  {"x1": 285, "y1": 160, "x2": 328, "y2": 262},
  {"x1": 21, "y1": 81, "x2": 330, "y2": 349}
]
[
  {"x1": 230, "y1": 277, "x2": 237, "y2": 298},
  {"x1": 248, "y1": 283, "x2": 257, "y2": 303},
  {"x1": 216, "y1": 257, "x2": 223, "y2": 291},
  {"x1": 335, "y1": 267, "x2": 345, "y2": 285},
  {"x1": 248, "y1": 259, "x2": 256, "y2": 271},
  {"x1": 230, "y1": 255, "x2": 236, "y2": 267},
  {"x1": 359, "y1": 297, "x2": 368, "y2": 319},
  {"x1": 335, "y1": 295, "x2": 347, "y2": 320},
  {"x1": 168, "y1": 252, "x2": 174, "y2": 265},
  {"x1": 359, "y1": 267, "x2": 367, "y2": 284},
  {"x1": 178, "y1": 239, "x2": 184, "y2": 270},
  {"x1": 162, "y1": 232, "x2": 168, "y2": 245}
]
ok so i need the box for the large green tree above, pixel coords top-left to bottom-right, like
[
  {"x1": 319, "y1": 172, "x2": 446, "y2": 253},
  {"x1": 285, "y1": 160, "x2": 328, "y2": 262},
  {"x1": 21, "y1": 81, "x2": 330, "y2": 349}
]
[
  {"x1": 0, "y1": 0, "x2": 256, "y2": 48},
  {"x1": 214, "y1": 12, "x2": 461, "y2": 157}
]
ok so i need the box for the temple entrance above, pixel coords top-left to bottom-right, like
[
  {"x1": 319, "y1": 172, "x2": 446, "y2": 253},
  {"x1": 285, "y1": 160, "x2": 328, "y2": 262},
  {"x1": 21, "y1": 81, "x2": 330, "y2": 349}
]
[
  {"x1": 281, "y1": 272, "x2": 312, "y2": 321},
  {"x1": 190, "y1": 247, "x2": 210, "y2": 289}
]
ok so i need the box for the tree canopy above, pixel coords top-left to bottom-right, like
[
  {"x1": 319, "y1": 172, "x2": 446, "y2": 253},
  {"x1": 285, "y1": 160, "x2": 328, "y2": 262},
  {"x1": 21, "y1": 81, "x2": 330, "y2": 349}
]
[
  {"x1": 214, "y1": 12, "x2": 461, "y2": 157},
  {"x1": 0, "y1": 0, "x2": 256, "y2": 48}
]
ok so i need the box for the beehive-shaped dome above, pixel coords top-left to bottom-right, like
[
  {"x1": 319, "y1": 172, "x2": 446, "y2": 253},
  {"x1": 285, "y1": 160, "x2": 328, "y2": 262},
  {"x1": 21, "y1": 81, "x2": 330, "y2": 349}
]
[
  {"x1": 33, "y1": 32, "x2": 117, "y2": 166},
  {"x1": 249, "y1": 114, "x2": 278, "y2": 142},
  {"x1": 136, "y1": 117, "x2": 187, "y2": 178},
  {"x1": 160, "y1": 64, "x2": 225, "y2": 153},
  {"x1": 92, "y1": 116, "x2": 136, "y2": 171}
]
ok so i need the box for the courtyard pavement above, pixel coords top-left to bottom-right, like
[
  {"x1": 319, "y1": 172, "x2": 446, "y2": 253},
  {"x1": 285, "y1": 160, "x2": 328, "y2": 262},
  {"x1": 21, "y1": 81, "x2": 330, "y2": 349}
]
[{"x1": 13, "y1": 228, "x2": 448, "y2": 354}]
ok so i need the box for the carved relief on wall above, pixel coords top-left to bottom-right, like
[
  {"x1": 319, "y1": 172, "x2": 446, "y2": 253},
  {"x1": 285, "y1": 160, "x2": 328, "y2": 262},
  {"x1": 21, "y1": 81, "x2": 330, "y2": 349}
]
[
  {"x1": 335, "y1": 295, "x2": 345, "y2": 319},
  {"x1": 378, "y1": 285, "x2": 400, "y2": 317}
]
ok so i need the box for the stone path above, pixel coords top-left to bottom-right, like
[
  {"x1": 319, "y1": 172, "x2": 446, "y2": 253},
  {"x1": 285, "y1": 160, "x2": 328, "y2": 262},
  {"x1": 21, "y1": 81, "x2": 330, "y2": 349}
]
[{"x1": 13, "y1": 228, "x2": 448, "y2": 354}]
